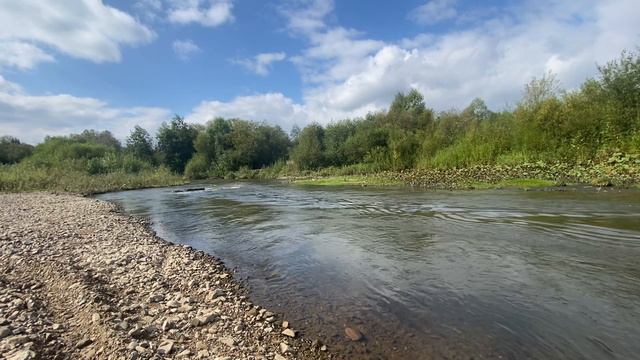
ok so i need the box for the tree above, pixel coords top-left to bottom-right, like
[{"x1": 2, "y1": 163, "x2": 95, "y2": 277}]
[
  {"x1": 125, "y1": 126, "x2": 154, "y2": 162},
  {"x1": 70, "y1": 130, "x2": 121, "y2": 150},
  {"x1": 597, "y1": 49, "x2": 640, "y2": 134},
  {"x1": 290, "y1": 123, "x2": 325, "y2": 170},
  {"x1": 462, "y1": 98, "x2": 492, "y2": 122},
  {"x1": 156, "y1": 115, "x2": 198, "y2": 173},
  {"x1": 521, "y1": 71, "x2": 561, "y2": 109},
  {"x1": 0, "y1": 136, "x2": 33, "y2": 164}
]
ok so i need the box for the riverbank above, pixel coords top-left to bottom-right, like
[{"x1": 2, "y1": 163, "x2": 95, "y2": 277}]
[
  {"x1": 0, "y1": 166, "x2": 187, "y2": 195},
  {"x1": 284, "y1": 160, "x2": 640, "y2": 189},
  {"x1": 0, "y1": 193, "x2": 329, "y2": 360}
]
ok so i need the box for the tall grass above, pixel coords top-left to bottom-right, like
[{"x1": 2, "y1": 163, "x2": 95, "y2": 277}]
[{"x1": 0, "y1": 163, "x2": 185, "y2": 194}]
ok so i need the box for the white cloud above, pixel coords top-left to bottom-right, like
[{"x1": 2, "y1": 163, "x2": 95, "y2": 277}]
[
  {"x1": 279, "y1": 0, "x2": 334, "y2": 35},
  {"x1": 0, "y1": 1, "x2": 155, "y2": 67},
  {"x1": 409, "y1": 0, "x2": 458, "y2": 25},
  {"x1": 167, "y1": 0, "x2": 234, "y2": 27},
  {"x1": 0, "y1": 80, "x2": 170, "y2": 144},
  {"x1": 134, "y1": 0, "x2": 164, "y2": 21},
  {"x1": 235, "y1": 52, "x2": 287, "y2": 76},
  {"x1": 186, "y1": 0, "x2": 640, "y2": 130},
  {"x1": 172, "y1": 39, "x2": 201, "y2": 60},
  {"x1": 0, "y1": 41, "x2": 55, "y2": 70}
]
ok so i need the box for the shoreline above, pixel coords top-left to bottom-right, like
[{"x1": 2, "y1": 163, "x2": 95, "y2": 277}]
[{"x1": 0, "y1": 192, "x2": 331, "y2": 359}]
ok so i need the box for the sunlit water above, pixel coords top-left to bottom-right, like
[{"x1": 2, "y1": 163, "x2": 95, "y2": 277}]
[{"x1": 97, "y1": 183, "x2": 640, "y2": 359}]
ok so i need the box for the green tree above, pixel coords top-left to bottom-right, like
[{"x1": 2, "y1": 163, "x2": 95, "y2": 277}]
[
  {"x1": 156, "y1": 115, "x2": 198, "y2": 173},
  {"x1": 290, "y1": 123, "x2": 325, "y2": 170},
  {"x1": 70, "y1": 130, "x2": 121, "y2": 150},
  {"x1": 125, "y1": 126, "x2": 154, "y2": 163},
  {"x1": 0, "y1": 136, "x2": 33, "y2": 164}
]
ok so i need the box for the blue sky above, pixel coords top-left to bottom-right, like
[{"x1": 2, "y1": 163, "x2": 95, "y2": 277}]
[{"x1": 0, "y1": 0, "x2": 638, "y2": 143}]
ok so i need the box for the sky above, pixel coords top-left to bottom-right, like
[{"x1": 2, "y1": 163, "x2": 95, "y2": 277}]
[{"x1": 0, "y1": 0, "x2": 638, "y2": 144}]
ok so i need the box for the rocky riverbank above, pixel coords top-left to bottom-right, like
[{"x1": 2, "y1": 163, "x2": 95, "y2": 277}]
[{"x1": 0, "y1": 193, "x2": 330, "y2": 360}]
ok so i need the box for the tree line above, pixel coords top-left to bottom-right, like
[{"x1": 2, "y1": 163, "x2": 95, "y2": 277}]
[{"x1": 1, "y1": 50, "x2": 639, "y2": 179}]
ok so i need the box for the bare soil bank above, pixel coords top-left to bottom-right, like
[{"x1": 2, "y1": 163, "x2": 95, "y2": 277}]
[{"x1": 0, "y1": 193, "x2": 331, "y2": 360}]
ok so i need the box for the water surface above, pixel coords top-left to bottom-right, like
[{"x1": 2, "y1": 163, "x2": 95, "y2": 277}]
[{"x1": 97, "y1": 183, "x2": 640, "y2": 359}]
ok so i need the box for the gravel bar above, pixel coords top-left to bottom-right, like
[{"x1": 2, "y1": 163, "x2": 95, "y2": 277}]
[{"x1": 0, "y1": 193, "x2": 332, "y2": 360}]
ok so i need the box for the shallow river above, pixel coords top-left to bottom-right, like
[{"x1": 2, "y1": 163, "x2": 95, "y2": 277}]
[{"x1": 97, "y1": 183, "x2": 640, "y2": 359}]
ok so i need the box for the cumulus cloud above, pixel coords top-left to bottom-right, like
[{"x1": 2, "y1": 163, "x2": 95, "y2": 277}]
[
  {"x1": 0, "y1": 1, "x2": 155, "y2": 67},
  {"x1": 167, "y1": 0, "x2": 234, "y2": 27},
  {"x1": 187, "y1": 0, "x2": 640, "y2": 129},
  {"x1": 409, "y1": 0, "x2": 458, "y2": 25},
  {"x1": 0, "y1": 41, "x2": 55, "y2": 70},
  {"x1": 172, "y1": 39, "x2": 201, "y2": 60},
  {"x1": 279, "y1": 0, "x2": 334, "y2": 35},
  {"x1": 235, "y1": 52, "x2": 287, "y2": 76},
  {"x1": 0, "y1": 78, "x2": 171, "y2": 144}
]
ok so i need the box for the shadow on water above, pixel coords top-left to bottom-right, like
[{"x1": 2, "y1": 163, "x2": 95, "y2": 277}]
[{"x1": 97, "y1": 183, "x2": 640, "y2": 359}]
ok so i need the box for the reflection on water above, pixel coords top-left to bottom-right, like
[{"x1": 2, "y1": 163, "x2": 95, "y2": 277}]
[{"x1": 98, "y1": 183, "x2": 640, "y2": 359}]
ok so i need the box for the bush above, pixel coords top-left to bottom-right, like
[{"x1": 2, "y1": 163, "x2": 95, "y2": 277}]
[{"x1": 184, "y1": 154, "x2": 209, "y2": 180}]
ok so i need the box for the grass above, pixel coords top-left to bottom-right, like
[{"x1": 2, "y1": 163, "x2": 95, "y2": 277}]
[
  {"x1": 292, "y1": 175, "x2": 402, "y2": 187},
  {"x1": 0, "y1": 164, "x2": 187, "y2": 195},
  {"x1": 468, "y1": 178, "x2": 557, "y2": 190}
]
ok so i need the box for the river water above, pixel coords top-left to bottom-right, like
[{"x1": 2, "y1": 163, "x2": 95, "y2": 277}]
[{"x1": 97, "y1": 182, "x2": 640, "y2": 359}]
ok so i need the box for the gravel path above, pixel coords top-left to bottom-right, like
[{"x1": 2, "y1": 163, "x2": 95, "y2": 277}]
[{"x1": 0, "y1": 193, "x2": 330, "y2": 360}]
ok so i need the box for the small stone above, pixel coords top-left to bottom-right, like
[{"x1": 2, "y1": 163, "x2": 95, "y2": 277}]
[
  {"x1": 196, "y1": 311, "x2": 217, "y2": 326},
  {"x1": 218, "y1": 337, "x2": 235, "y2": 347},
  {"x1": 127, "y1": 326, "x2": 145, "y2": 339},
  {"x1": 76, "y1": 337, "x2": 93, "y2": 349},
  {"x1": 279, "y1": 342, "x2": 289, "y2": 353},
  {"x1": 92, "y1": 313, "x2": 101, "y2": 323},
  {"x1": 51, "y1": 324, "x2": 62, "y2": 331},
  {"x1": 162, "y1": 319, "x2": 175, "y2": 332},
  {"x1": 281, "y1": 321, "x2": 289, "y2": 329},
  {"x1": 281, "y1": 329, "x2": 296, "y2": 338},
  {"x1": 320, "y1": 345, "x2": 327, "y2": 351},
  {"x1": 247, "y1": 308, "x2": 258, "y2": 317},
  {"x1": 126, "y1": 341, "x2": 138, "y2": 350},
  {"x1": 0, "y1": 326, "x2": 11, "y2": 339},
  {"x1": 176, "y1": 349, "x2": 192, "y2": 358},
  {"x1": 344, "y1": 327, "x2": 364, "y2": 341},
  {"x1": 5, "y1": 335, "x2": 29, "y2": 347},
  {"x1": 166, "y1": 300, "x2": 180, "y2": 308},
  {"x1": 274, "y1": 354, "x2": 286, "y2": 360},
  {"x1": 6, "y1": 349, "x2": 36, "y2": 360},
  {"x1": 157, "y1": 340, "x2": 174, "y2": 355}
]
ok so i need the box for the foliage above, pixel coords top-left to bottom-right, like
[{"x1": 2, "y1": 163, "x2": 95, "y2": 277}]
[
  {"x1": 290, "y1": 123, "x2": 325, "y2": 170},
  {"x1": 2, "y1": 50, "x2": 640, "y2": 191},
  {"x1": 156, "y1": 115, "x2": 198, "y2": 173},
  {"x1": 126, "y1": 126, "x2": 155, "y2": 163},
  {"x1": 0, "y1": 136, "x2": 33, "y2": 164}
]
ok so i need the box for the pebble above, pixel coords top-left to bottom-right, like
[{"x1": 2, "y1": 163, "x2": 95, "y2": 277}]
[
  {"x1": 344, "y1": 327, "x2": 364, "y2": 341},
  {"x1": 0, "y1": 193, "x2": 328, "y2": 360},
  {"x1": 76, "y1": 337, "x2": 93, "y2": 349}
]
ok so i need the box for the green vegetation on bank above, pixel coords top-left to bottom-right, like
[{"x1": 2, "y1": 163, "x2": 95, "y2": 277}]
[{"x1": 1, "y1": 50, "x2": 639, "y2": 192}]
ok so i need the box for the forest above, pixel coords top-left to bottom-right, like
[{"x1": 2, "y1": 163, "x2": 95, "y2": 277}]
[{"x1": 1, "y1": 50, "x2": 639, "y2": 192}]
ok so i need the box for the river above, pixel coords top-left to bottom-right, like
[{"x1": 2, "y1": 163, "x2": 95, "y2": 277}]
[{"x1": 97, "y1": 182, "x2": 640, "y2": 359}]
